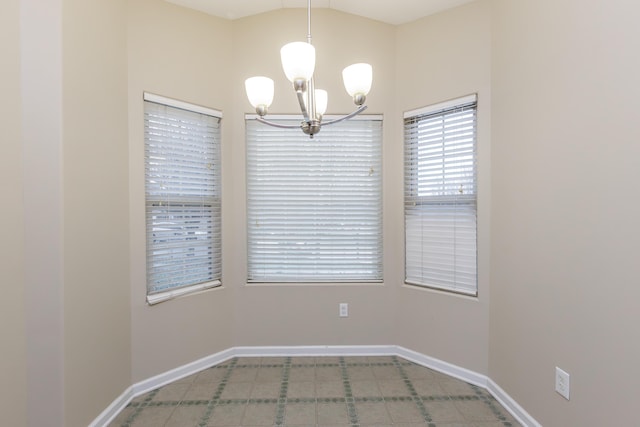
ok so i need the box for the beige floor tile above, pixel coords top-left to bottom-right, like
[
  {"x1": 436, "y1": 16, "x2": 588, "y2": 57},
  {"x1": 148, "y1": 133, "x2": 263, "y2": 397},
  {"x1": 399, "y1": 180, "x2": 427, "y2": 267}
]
[
  {"x1": 422, "y1": 400, "x2": 466, "y2": 423},
  {"x1": 194, "y1": 367, "x2": 228, "y2": 383},
  {"x1": 402, "y1": 364, "x2": 436, "y2": 380},
  {"x1": 351, "y1": 380, "x2": 382, "y2": 397},
  {"x1": 129, "y1": 406, "x2": 175, "y2": 426},
  {"x1": 183, "y1": 383, "x2": 216, "y2": 401},
  {"x1": 289, "y1": 366, "x2": 316, "y2": 382},
  {"x1": 107, "y1": 406, "x2": 136, "y2": 426},
  {"x1": 377, "y1": 379, "x2": 411, "y2": 396},
  {"x1": 284, "y1": 402, "x2": 317, "y2": 424},
  {"x1": 355, "y1": 401, "x2": 392, "y2": 424},
  {"x1": 237, "y1": 357, "x2": 263, "y2": 365},
  {"x1": 342, "y1": 356, "x2": 369, "y2": 365},
  {"x1": 346, "y1": 365, "x2": 375, "y2": 380},
  {"x1": 242, "y1": 403, "x2": 278, "y2": 425},
  {"x1": 317, "y1": 402, "x2": 349, "y2": 424},
  {"x1": 227, "y1": 367, "x2": 258, "y2": 382},
  {"x1": 219, "y1": 382, "x2": 253, "y2": 399},
  {"x1": 315, "y1": 366, "x2": 342, "y2": 381},
  {"x1": 411, "y1": 379, "x2": 446, "y2": 396},
  {"x1": 206, "y1": 403, "x2": 246, "y2": 426},
  {"x1": 256, "y1": 366, "x2": 283, "y2": 382},
  {"x1": 287, "y1": 381, "x2": 316, "y2": 398},
  {"x1": 250, "y1": 381, "x2": 281, "y2": 399},
  {"x1": 385, "y1": 401, "x2": 425, "y2": 423},
  {"x1": 371, "y1": 365, "x2": 400, "y2": 380},
  {"x1": 455, "y1": 400, "x2": 500, "y2": 422},
  {"x1": 164, "y1": 404, "x2": 208, "y2": 427},
  {"x1": 315, "y1": 380, "x2": 345, "y2": 398},
  {"x1": 261, "y1": 356, "x2": 288, "y2": 365},
  {"x1": 438, "y1": 378, "x2": 475, "y2": 396},
  {"x1": 290, "y1": 356, "x2": 316, "y2": 365},
  {"x1": 367, "y1": 356, "x2": 396, "y2": 364},
  {"x1": 151, "y1": 383, "x2": 190, "y2": 402}
]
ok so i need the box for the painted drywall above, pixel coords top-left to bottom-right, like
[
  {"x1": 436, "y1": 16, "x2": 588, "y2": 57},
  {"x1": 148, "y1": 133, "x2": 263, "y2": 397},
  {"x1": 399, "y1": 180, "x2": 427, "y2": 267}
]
[
  {"x1": 228, "y1": 9, "x2": 400, "y2": 347},
  {"x1": 490, "y1": 0, "x2": 640, "y2": 425},
  {"x1": 127, "y1": 0, "x2": 235, "y2": 382},
  {"x1": 20, "y1": 0, "x2": 65, "y2": 425},
  {"x1": 62, "y1": 0, "x2": 132, "y2": 425},
  {"x1": 0, "y1": 0, "x2": 27, "y2": 425},
  {"x1": 394, "y1": 1, "x2": 492, "y2": 375}
]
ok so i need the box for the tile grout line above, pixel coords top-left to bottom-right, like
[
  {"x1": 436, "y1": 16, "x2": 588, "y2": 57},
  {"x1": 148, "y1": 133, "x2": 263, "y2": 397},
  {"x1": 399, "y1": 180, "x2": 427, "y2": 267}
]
[
  {"x1": 471, "y1": 383, "x2": 516, "y2": 427},
  {"x1": 392, "y1": 355, "x2": 436, "y2": 427},
  {"x1": 196, "y1": 358, "x2": 239, "y2": 427},
  {"x1": 339, "y1": 356, "x2": 359, "y2": 427},
  {"x1": 274, "y1": 357, "x2": 291, "y2": 426},
  {"x1": 121, "y1": 388, "x2": 159, "y2": 427}
]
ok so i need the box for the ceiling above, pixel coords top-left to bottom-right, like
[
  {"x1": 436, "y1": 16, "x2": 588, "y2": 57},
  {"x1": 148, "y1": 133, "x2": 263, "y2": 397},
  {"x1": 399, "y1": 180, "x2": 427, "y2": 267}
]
[{"x1": 166, "y1": 0, "x2": 477, "y2": 25}]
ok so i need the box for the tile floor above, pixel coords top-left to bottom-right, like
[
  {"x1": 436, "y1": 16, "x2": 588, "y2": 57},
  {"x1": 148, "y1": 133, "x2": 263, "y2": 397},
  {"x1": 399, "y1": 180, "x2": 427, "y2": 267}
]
[{"x1": 108, "y1": 356, "x2": 521, "y2": 427}]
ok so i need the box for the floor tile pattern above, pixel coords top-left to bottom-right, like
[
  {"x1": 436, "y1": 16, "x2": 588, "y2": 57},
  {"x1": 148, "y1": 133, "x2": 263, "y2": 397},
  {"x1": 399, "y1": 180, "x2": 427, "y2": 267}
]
[{"x1": 108, "y1": 356, "x2": 521, "y2": 427}]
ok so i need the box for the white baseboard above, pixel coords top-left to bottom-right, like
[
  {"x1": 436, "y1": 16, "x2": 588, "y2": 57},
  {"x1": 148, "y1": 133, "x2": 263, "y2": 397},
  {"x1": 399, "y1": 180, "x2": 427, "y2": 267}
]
[
  {"x1": 487, "y1": 378, "x2": 542, "y2": 427},
  {"x1": 91, "y1": 345, "x2": 540, "y2": 427}
]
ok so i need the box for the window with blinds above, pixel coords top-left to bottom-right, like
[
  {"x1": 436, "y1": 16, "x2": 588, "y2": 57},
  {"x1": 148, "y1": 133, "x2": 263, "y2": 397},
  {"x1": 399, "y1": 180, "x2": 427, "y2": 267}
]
[
  {"x1": 404, "y1": 94, "x2": 477, "y2": 296},
  {"x1": 144, "y1": 93, "x2": 222, "y2": 304},
  {"x1": 246, "y1": 116, "x2": 383, "y2": 283}
]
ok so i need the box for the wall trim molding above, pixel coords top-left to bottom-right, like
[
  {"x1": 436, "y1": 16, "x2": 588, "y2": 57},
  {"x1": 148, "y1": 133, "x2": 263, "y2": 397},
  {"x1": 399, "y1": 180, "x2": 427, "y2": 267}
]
[{"x1": 90, "y1": 345, "x2": 540, "y2": 427}]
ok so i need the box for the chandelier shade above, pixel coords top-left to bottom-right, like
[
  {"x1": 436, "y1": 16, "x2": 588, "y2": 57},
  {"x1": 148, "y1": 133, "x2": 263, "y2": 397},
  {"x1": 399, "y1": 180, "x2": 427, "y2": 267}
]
[
  {"x1": 280, "y1": 42, "x2": 316, "y2": 83},
  {"x1": 244, "y1": 0, "x2": 372, "y2": 137},
  {"x1": 342, "y1": 63, "x2": 373, "y2": 102},
  {"x1": 245, "y1": 76, "x2": 274, "y2": 115}
]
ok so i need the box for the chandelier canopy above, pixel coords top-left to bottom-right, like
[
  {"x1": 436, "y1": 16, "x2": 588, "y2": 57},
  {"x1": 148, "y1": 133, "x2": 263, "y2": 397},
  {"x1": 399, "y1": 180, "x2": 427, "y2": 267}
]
[{"x1": 244, "y1": 0, "x2": 372, "y2": 138}]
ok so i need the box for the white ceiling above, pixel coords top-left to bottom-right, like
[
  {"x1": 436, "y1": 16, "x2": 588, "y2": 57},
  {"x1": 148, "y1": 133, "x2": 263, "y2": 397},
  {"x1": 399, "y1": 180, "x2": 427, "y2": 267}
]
[{"x1": 166, "y1": 0, "x2": 477, "y2": 25}]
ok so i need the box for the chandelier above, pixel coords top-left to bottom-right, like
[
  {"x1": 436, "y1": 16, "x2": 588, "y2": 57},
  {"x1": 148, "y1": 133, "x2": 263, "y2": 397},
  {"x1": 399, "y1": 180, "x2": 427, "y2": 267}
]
[{"x1": 244, "y1": 0, "x2": 373, "y2": 138}]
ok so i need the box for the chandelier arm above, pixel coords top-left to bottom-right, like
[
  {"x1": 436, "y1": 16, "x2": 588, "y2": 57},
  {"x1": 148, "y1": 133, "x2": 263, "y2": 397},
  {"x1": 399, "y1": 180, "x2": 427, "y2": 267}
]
[
  {"x1": 296, "y1": 89, "x2": 311, "y2": 123},
  {"x1": 319, "y1": 105, "x2": 368, "y2": 127},
  {"x1": 256, "y1": 117, "x2": 304, "y2": 129}
]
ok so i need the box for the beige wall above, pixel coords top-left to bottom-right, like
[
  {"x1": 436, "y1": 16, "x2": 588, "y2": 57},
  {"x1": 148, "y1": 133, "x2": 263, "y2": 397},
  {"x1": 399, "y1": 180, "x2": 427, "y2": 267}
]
[
  {"x1": 490, "y1": 0, "x2": 640, "y2": 425},
  {"x1": 62, "y1": 0, "x2": 131, "y2": 425},
  {"x1": 127, "y1": 0, "x2": 234, "y2": 382},
  {"x1": 12, "y1": 0, "x2": 640, "y2": 425},
  {"x1": 394, "y1": 1, "x2": 492, "y2": 374},
  {"x1": 0, "y1": 0, "x2": 27, "y2": 425},
  {"x1": 229, "y1": 9, "x2": 399, "y2": 347}
]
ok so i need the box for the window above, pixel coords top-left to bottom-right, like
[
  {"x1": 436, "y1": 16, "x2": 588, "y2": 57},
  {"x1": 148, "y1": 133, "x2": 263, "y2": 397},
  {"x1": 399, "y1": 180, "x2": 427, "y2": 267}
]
[
  {"x1": 246, "y1": 116, "x2": 383, "y2": 283},
  {"x1": 404, "y1": 94, "x2": 477, "y2": 295},
  {"x1": 144, "y1": 93, "x2": 222, "y2": 304}
]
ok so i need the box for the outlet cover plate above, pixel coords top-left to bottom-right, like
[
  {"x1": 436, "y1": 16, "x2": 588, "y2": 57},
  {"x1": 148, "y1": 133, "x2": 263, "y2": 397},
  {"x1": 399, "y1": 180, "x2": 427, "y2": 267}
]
[
  {"x1": 555, "y1": 367, "x2": 570, "y2": 400},
  {"x1": 339, "y1": 303, "x2": 348, "y2": 317}
]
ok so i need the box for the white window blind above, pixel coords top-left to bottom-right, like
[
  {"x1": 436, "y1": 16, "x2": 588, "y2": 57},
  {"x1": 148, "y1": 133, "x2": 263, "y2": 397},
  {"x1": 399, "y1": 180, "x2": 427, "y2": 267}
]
[
  {"x1": 144, "y1": 94, "x2": 222, "y2": 303},
  {"x1": 246, "y1": 116, "x2": 383, "y2": 283},
  {"x1": 404, "y1": 95, "x2": 477, "y2": 295}
]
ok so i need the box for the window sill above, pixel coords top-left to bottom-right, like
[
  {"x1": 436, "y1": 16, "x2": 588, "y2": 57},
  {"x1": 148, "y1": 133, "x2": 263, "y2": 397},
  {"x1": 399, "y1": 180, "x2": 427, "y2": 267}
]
[{"x1": 147, "y1": 280, "x2": 222, "y2": 305}]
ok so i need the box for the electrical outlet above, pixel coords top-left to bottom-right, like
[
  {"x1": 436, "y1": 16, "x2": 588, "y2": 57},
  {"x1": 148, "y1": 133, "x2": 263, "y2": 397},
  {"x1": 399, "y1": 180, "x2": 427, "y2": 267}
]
[
  {"x1": 339, "y1": 303, "x2": 349, "y2": 317},
  {"x1": 555, "y1": 367, "x2": 570, "y2": 400}
]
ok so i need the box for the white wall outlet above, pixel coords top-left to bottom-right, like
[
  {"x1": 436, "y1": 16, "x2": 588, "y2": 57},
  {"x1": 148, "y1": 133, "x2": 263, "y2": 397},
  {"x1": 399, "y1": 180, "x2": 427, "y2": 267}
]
[
  {"x1": 555, "y1": 367, "x2": 570, "y2": 400},
  {"x1": 339, "y1": 303, "x2": 348, "y2": 317}
]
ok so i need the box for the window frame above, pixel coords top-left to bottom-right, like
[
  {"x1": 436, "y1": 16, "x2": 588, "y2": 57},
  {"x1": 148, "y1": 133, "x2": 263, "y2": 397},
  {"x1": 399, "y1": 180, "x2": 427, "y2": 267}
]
[
  {"x1": 245, "y1": 114, "x2": 384, "y2": 284},
  {"x1": 403, "y1": 94, "x2": 478, "y2": 296},
  {"x1": 143, "y1": 92, "x2": 223, "y2": 305}
]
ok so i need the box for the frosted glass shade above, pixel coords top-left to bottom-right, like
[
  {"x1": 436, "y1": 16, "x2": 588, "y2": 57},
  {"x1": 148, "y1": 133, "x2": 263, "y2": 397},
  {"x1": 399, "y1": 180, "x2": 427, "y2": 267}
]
[
  {"x1": 245, "y1": 76, "x2": 274, "y2": 108},
  {"x1": 280, "y1": 42, "x2": 316, "y2": 83},
  {"x1": 342, "y1": 63, "x2": 372, "y2": 97},
  {"x1": 315, "y1": 89, "x2": 328, "y2": 116}
]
